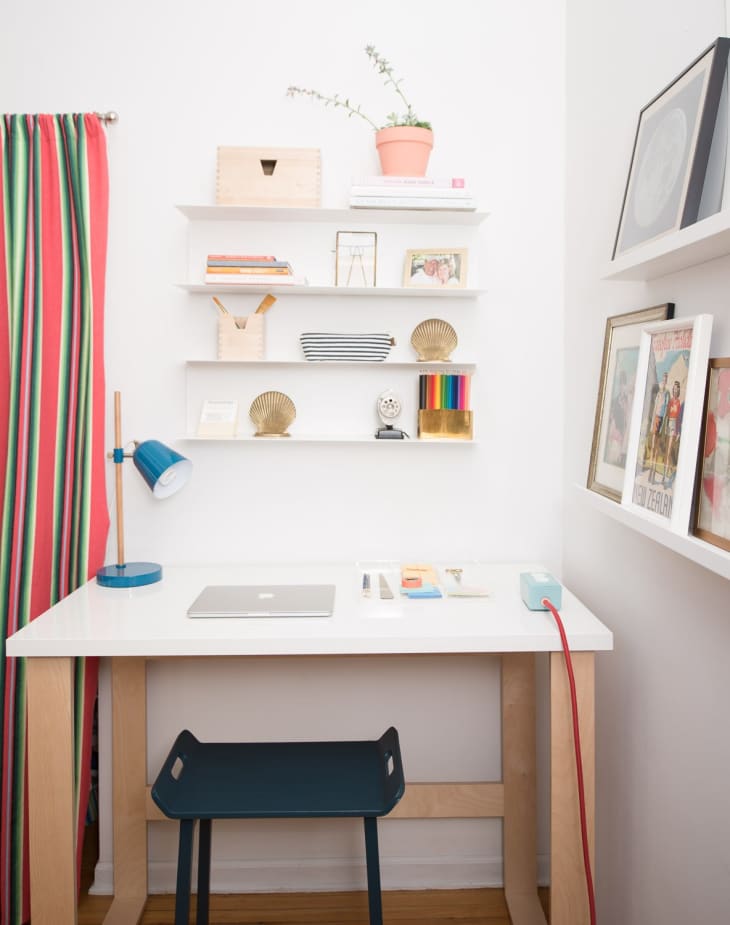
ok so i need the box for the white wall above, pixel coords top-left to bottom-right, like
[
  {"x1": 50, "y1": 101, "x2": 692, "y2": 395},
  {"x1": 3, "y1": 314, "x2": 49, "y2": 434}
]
[
  {"x1": 3, "y1": 0, "x2": 566, "y2": 894},
  {"x1": 565, "y1": 2, "x2": 730, "y2": 923}
]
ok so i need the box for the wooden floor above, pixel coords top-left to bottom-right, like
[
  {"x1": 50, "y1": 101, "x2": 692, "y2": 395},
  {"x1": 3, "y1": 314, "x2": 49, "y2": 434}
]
[{"x1": 79, "y1": 825, "x2": 550, "y2": 924}]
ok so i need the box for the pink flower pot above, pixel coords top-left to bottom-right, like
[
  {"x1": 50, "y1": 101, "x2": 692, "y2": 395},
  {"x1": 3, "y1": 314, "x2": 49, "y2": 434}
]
[{"x1": 375, "y1": 127, "x2": 434, "y2": 177}]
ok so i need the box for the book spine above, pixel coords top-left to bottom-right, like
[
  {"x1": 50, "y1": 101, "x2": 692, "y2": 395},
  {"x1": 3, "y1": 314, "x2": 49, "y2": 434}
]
[
  {"x1": 205, "y1": 274, "x2": 304, "y2": 285},
  {"x1": 204, "y1": 265, "x2": 292, "y2": 275},
  {"x1": 206, "y1": 259, "x2": 290, "y2": 268},
  {"x1": 350, "y1": 196, "x2": 476, "y2": 210},
  {"x1": 206, "y1": 254, "x2": 277, "y2": 261},
  {"x1": 351, "y1": 185, "x2": 472, "y2": 198},
  {"x1": 354, "y1": 176, "x2": 466, "y2": 188}
]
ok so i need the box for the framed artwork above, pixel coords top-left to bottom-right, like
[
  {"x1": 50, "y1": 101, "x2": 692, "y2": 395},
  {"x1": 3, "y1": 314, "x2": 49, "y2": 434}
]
[
  {"x1": 622, "y1": 314, "x2": 713, "y2": 533},
  {"x1": 613, "y1": 37, "x2": 730, "y2": 259},
  {"x1": 403, "y1": 248, "x2": 468, "y2": 289},
  {"x1": 587, "y1": 303, "x2": 675, "y2": 502},
  {"x1": 692, "y1": 358, "x2": 730, "y2": 551},
  {"x1": 335, "y1": 231, "x2": 377, "y2": 287}
]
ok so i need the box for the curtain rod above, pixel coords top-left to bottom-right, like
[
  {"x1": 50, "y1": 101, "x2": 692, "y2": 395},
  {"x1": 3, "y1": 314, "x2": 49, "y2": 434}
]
[{"x1": 95, "y1": 111, "x2": 119, "y2": 124}]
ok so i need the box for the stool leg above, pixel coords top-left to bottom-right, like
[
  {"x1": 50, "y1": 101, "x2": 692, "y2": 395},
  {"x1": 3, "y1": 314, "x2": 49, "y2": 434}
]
[
  {"x1": 175, "y1": 819, "x2": 195, "y2": 925},
  {"x1": 363, "y1": 816, "x2": 383, "y2": 925},
  {"x1": 196, "y1": 819, "x2": 212, "y2": 925}
]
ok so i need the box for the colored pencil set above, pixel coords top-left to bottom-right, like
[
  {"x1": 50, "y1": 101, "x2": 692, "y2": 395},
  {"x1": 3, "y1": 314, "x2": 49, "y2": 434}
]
[{"x1": 419, "y1": 374, "x2": 471, "y2": 410}]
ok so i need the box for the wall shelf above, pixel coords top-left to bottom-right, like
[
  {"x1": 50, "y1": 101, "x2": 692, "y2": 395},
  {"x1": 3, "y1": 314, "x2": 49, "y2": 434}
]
[
  {"x1": 184, "y1": 434, "x2": 478, "y2": 444},
  {"x1": 186, "y1": 360, "x2": 477, "y2": 371},
  {"x1": 578, "y1": 485, "x2": 730, "y2": 581},
  {"x1": 176, "y1": 205, "x2": 489, "y2": 226},
  {"x1": 602, "y1": 209, "x2": 730, "y2": 281},
  {"x1": 177, "y1": 283, "x2": 485, "y2": 298}
]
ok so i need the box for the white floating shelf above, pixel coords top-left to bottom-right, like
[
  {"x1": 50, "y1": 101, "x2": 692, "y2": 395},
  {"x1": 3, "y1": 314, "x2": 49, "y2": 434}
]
[
  {"x1": 176, "y1": 283, "x2": 484, "y2": 298},
  {"x1": 185, "y1": 360, "x2": 477, "y2": 371},
  {"x1": 176, "y1": 204, "x2": 489, "y2": 226},
  {"x1": 603, "y1": 209, "x2": 730, "y2": 281},
  {"x1": 183, "y1": 434, "x2": 478, "y2": 445},
  {"x1": 578, "y1": 485, "x2": 730, "y2": 581}
]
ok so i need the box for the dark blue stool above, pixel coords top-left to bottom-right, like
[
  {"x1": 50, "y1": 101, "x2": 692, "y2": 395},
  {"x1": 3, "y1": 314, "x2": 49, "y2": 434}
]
[{"x1": 152, "y1": 726, "x2": 405, "y2": 925}]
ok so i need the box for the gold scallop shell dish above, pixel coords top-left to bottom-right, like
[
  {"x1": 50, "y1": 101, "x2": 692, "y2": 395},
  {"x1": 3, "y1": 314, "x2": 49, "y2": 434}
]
[
  {"x1": 410, "y1": 318, "x2": 457, "y2": 362},
  {"x1": 249, "y1": 391, "x2": 296, "y2": 437}
]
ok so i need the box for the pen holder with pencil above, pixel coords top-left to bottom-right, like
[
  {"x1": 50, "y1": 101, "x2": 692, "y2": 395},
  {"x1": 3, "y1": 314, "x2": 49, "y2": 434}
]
[{"x1": 217, "y1": 314, "x2": 265, "y2": 360}]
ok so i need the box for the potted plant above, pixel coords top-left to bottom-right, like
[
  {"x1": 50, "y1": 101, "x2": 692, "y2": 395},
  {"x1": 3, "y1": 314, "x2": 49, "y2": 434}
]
[{"x1": 287, "y1": 45, "x2": 433, "y2": 177}]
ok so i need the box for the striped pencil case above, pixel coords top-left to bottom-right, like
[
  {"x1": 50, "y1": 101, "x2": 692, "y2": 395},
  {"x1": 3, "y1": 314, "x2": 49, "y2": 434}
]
[{"x1": 300, "y1": 332, "x2": 395, "y2": 362}]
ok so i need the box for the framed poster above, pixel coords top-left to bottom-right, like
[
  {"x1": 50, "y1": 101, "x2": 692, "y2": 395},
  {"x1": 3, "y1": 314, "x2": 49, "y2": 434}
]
[
  {"x1": 613, "y1": 38, "x2": 730, "y2": 258},
  {"x1": 587, "y1": 303, "x2": 674, "y2": 501},
  {"x1": 692, "y1": 358, "x2": 730, "y2": 551},
  {"x1": 622, "y1": 314, "x2": 713, "y2": 533}
]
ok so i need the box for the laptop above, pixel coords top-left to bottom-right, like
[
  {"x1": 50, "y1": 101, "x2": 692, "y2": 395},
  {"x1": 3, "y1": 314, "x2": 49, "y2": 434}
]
[{"x1": 187, "y1": 584, "x2": 335, "y2": 618}]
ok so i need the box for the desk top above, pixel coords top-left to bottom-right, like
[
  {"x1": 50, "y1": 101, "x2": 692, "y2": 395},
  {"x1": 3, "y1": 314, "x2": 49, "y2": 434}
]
[{"x1": 5, "y1": 562, "x2": 613, "y2": 658}]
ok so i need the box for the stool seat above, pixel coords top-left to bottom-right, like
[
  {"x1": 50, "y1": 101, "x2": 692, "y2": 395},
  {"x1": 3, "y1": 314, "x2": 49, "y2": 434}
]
[
  {"x1": 152, "y1": 727, "x2": 404, "y2": 819},
  {"x1": 151, "y1": 726, "x2": 405, "y2": 925}
]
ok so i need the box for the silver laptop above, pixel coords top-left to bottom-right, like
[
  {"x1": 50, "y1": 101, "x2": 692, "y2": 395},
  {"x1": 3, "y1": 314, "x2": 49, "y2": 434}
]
[{"x1": 187, "y1": 584, "x2": 335, "y2": 618}]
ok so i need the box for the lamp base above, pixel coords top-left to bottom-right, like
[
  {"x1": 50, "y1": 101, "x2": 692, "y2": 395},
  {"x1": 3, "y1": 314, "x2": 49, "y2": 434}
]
[{"x1": 96, "y1": 562, "x2": 162, "y2": 588}]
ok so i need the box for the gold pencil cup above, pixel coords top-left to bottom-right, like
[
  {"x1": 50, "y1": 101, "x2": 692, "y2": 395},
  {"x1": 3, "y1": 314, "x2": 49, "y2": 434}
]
[
  {"x1": 217, "y1": 314, "x2": 265, "y2": 360},
  {"x1": 418, "y1": 409, "x2": 473, "y2": 440}
]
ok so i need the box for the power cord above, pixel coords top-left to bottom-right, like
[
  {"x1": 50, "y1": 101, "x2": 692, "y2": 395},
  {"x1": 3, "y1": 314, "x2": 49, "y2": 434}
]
[{"x1": 541, "y1": 596, "x2": 597, "y2": 925}]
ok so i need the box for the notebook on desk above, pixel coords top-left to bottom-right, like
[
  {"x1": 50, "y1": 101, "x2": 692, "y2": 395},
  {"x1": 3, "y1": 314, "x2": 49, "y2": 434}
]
[{"x1": 187, "y1": 584, "x2": 335, "y2": 618}]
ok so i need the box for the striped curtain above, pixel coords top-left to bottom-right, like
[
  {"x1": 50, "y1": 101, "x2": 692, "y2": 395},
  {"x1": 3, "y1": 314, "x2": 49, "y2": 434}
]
[{"x1": 0, "y1": 114, "x2": 109, "y2": 924}]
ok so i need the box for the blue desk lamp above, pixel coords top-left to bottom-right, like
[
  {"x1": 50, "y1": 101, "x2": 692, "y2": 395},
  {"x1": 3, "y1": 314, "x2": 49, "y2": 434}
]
[{"x1": 97, "y1": 391, "x2": 192, "y2": 588}]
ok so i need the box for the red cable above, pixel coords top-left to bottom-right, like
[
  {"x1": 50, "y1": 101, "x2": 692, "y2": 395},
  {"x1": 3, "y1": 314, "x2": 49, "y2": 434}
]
[{"x1": 541, "y1": 597, "x2": 597, "y2": 925}]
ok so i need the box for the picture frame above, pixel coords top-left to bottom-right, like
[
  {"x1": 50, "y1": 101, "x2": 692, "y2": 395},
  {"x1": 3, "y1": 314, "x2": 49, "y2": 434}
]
[
  {"x1": 621, "y1": 314, "x2": 713, "y2": 534},
  {"x1": 403, "y1": 248, "x2": 468, "y2": 289},
  {"x1": 587, "y1": 303, "x2": 675, "y2": 502},
  {"x1": 613, "y1": 37, "x2": 730, "y2": 259},
  {"x1": 335, "y1": 231, "x2": 377, "y2": 287},
  {"x1": 691, "y1": 358, "x2": 730, "y2": 551}
]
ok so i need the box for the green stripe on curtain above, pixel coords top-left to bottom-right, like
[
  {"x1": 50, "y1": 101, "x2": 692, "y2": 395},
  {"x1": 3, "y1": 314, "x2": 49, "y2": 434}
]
[{"x1": 0, "y1": 112, "x2": 110, "y2": 925}]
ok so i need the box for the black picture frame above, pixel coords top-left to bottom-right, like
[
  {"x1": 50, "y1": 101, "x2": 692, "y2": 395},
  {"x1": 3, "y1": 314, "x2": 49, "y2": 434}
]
[{"x1": 613, "y1": 37, "x2": 730, "y2": 259}]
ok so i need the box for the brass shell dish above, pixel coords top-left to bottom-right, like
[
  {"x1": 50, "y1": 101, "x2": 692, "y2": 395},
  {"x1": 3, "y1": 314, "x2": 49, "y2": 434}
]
[
  {"x1": 410, "y1": 318, "x2": 458, "y2": 362},
  {"x1": 249, "y1": 391, "x2": 296, "y2": 437}
]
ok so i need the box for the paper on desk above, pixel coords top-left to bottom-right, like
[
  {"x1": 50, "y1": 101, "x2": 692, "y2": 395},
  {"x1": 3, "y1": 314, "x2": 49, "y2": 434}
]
[{"x1": 442, "y1": 571, "x2": 490, "y2": 597}]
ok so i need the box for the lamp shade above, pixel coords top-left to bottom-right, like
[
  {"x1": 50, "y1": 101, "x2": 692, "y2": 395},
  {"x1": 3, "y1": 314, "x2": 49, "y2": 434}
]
[{"x1": 133, "y1": 440, "x2": 192, "y2": 499}]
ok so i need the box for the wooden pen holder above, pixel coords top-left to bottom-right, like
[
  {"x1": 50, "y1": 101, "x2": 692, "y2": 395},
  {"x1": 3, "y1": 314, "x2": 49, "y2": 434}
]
[
  {"x1": 418, "y1": 409, "x2": 473, "y2": 440},
  {"x1": 217, "y1": 314, "x2": 265, "y2": 361}
]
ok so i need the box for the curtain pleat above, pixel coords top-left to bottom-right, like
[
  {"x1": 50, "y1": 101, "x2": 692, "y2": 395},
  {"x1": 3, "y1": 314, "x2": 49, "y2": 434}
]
[{"x1": 0, "y1": 113, "x2": 109, "y2": 925}]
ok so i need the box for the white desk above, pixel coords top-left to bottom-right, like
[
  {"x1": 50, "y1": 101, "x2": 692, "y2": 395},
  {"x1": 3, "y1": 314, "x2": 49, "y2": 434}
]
[{"x1": 6, "y1": 562, "x2": 613, "y2": 925}]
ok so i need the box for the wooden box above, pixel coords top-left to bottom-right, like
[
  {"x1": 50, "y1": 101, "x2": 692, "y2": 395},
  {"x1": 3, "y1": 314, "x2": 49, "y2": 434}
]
[
  {"x1": 216, "y1": 147, "x2": 321, "y2": 207},
  {"x1": 218, "y1": 314, "x2": 265, "y2": 360}
]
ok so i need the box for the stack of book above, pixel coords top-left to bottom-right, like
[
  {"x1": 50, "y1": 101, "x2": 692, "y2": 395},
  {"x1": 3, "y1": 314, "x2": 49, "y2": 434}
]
[
  {"x1": 349, "y1": 176, "x2": 476, "y2": 211},
  {"x1": 204, "y1": 254, "x2": 307, "y2": 286}
]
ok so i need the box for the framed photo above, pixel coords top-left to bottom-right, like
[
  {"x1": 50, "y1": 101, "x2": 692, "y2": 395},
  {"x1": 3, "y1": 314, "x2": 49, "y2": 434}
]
[
  {"x1": 587, "y1": 303, "x2": 675, "y2": 501},
  {"x1": 403, "y1": 248, "x2": 468, "y2": 289},
  {"x1": 692, "y1": 358, "x2": 730, "y2": 551},
  {"x1": 622, "y1": 314, "x2": 713, "y2": 533},
  {"x1": 613, "y1": 37, "x2": 730, "y2": 259},
  {"x1": 335, "y1": 231, "x2": 377, "y2": 287}
]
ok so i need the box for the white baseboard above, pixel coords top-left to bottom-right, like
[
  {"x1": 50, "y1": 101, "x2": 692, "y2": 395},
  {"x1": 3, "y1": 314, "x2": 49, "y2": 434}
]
[{"x1": 91, "y1": 855, "x2": 550, "y2": 895}]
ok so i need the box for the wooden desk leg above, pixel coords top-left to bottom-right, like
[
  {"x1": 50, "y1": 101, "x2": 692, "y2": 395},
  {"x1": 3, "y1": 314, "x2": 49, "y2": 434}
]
[
  {"x1": 550, "y1": 651, "x2": 595, "y2": 925},
  {"x1": 502, "y1": 653, "x2": 547, "y2": 925},
  {"x1": 27, "y1": 657, "x2": 78, "y2": 925},
  {"x1": 105, "y1": 657, "x2": 148, "y2": 925}
]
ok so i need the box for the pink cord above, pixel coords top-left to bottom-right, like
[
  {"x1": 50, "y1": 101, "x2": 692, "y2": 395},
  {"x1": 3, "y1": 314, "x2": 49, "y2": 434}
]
[{"x1": 542, "y1": 597, "x2": 597, "y2": 925}]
